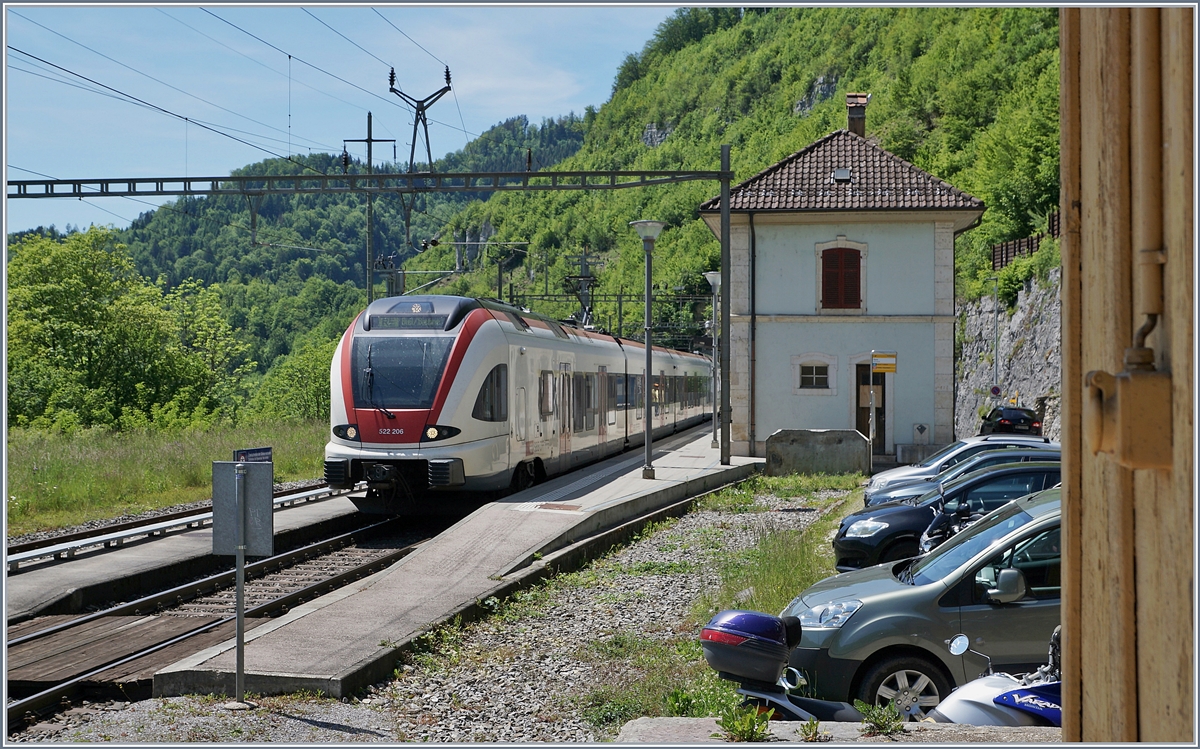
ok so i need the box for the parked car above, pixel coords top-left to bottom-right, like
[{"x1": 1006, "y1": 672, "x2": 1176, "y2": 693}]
[
  {"x1": 865, "y1": 448, "x2": 1061, "y2": 506},
  {"x1": 978, "y1": 407, "x2": 1043, "y2": 436},
  {"x1": 784, "y1": 489, "x2": 1062, "y2": 720},
  {"x1": 863, "y1": 435, "x2": 1057, "y2": 505},
  {"x1": 835, "y1": 462, "x2": 1061, "y2": 572}
]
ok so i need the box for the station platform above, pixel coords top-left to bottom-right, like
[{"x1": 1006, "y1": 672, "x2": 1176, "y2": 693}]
[
  {"x1": 154, "y1": 429, "x2": 761, "y2": 699},
  {"x1": 6, "y1": 496, "x2": 364, "y2": 623}
]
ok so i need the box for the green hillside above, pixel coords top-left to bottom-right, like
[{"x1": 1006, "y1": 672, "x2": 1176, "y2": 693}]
[
  {"x1": 6, "y1": 6, "x2": 1059, "y2": 433},
  {"x1": 413, "y1": 6, "x2": 1059, "y2": 313}
]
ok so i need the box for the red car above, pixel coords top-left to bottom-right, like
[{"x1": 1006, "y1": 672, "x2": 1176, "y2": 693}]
[{"x1": 978, "y1": 407, "x2": 1042, "y2": 435}]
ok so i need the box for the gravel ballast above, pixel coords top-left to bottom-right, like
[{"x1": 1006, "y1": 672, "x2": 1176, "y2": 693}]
[{"x1": 9, "y1": 486, "x2": 1060, "y2": 744}]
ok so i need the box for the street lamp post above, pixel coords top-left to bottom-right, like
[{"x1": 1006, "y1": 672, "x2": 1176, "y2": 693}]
[
  {"x1": 631, "y1": 220, "x2": 666, "y2": 480},
  {"x1": 703, "y1": 270, "x2": 721, "y2": 449}
]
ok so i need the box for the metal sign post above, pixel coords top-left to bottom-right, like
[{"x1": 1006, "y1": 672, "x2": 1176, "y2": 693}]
[
  {"x1": 869, "y1": 351, "x2": 896, "y2": 472},
  {"x1": 213, "y1": 460, "x2": 273, "y2": 709}
]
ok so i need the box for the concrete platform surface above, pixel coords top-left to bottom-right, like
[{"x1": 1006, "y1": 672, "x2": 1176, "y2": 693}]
[
  {"x1": 155, "y1": 429, "x2": 760, "y2": 699},
  {"x1": 615, "y1": 716, "x2": 1063, "y2": 743},
  {"x1": 5, "y1": 496, "x2": 362, "y2": 622}
]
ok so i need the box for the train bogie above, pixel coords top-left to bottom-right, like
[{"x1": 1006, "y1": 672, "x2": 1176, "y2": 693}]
[{"x1": 324, "y1": 295, "x2": 712, "y2": 514}]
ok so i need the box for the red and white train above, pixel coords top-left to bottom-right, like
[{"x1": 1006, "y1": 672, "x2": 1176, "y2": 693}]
[{"x1": 324, "y1": 295, "x2": 713, "y2": 513}]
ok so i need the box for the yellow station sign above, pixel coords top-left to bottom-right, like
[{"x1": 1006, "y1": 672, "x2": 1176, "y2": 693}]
[{"x1": 871, "y1": 351, "x2": 897, "y2": 373}]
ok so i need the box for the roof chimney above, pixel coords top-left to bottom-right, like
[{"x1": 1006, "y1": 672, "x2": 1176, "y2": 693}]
[{"x1": 846, "y1": 92, "x2": 870, "y2": 137}]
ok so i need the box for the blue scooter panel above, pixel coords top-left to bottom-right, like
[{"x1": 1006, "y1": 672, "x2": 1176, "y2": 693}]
[{"x1": 994, "y1": 682, "x2": 1061, "y2": 726}]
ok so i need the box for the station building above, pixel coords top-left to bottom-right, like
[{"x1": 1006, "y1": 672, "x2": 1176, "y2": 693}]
[{"x1": 699, "y1": 94, "x2": 985, "y2": 458}]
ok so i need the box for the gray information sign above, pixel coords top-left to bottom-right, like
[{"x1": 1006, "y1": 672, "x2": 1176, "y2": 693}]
[{"x1": 212, "y1": 461, "x2": 274, "y2": 557}]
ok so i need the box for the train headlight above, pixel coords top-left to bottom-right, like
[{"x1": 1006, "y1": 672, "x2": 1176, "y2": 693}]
[
  {"x1": 422, "y1": 425, "x2": 461, "y2": 442},
  {"x1": 333, "y1": 424, "x2": 360, "y2": 441}
]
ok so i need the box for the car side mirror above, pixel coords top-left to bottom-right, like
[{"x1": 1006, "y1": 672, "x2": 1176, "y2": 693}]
[
  {"x1": 943, "y1": 498, "x2": 961, "y2": 514},
  {"x1": 986, "y1": 568, "x2": 1029, "y2": 604}
]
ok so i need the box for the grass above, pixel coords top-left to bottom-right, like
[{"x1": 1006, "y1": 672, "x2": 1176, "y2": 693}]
[
  {"x1": 5, "y1": 419, "x2": 328, "y2": 536},
  {"x1": 696, "y1": 472, "x2": 864, "y2": 514},
  {"x1": 692, "y1": 476, "x2": 864, "y2": 620}
]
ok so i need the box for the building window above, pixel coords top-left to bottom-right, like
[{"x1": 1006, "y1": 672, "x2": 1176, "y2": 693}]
[
  {"x1": 822, "y1": 248, "x2": 861, "y2": 309},
  {"x1": 799, "y1": 364, "x2": 829, "y2": 389},
  {"x1": 791, "y1": 354, "x2": 837, "y2": 396}
]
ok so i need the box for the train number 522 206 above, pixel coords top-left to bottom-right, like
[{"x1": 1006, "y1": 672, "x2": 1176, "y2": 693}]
[{"x1": 378, "y1": 428, "x2": 405, "y2": 435}]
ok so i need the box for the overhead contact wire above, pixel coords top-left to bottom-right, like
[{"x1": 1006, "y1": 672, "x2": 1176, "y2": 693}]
[
  {"x1": 6, "y1": 47, "x2": 328, "y2": 177},
  {"x1": 200, "y1": 7, "x2": 415, "y2": 117}
]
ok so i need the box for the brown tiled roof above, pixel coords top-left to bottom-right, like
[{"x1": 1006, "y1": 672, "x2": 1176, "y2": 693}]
[{"x1": 700, "y1": 130, "x2": 983, "y2": 213}]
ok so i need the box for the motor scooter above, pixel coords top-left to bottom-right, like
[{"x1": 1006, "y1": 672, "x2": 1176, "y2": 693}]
[
  {"x1": 926, "y1": 625, "x2": 1062, "y2": 726},
  {"x1": 919, "y1": 497, "x2": 983, "y2": 552},
  {"x1": 699, "y1": 610, "x2": 864, "y2": 721}
]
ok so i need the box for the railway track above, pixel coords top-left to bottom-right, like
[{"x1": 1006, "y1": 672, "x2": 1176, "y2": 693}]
[
  {"x1": 7, "y1": 483, "x2": 352, "y2": 572},
  {"x1": 6, "y1": 516, "x2": 434, "y2": 728}
]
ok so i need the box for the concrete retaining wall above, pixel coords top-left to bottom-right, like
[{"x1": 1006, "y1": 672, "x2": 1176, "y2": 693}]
[{"x1": 765, "y1": 429, "x2": 870, "y2": 476}]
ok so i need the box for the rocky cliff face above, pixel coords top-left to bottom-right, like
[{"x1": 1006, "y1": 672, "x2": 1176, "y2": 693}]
[{"x1": 955, "y1": 268, "x2": 1062, "y2": 441}]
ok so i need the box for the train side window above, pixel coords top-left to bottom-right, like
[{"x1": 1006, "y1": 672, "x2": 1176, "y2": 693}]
[
  {"x1": 585, "y1": 373, "x2": 597, "y2": 430},
  {"x1": 472, "y1": 364, "x2": 508, "y2": 422},
  {"x1": 607, "y1": 372, "x2": 618, "y2": 425},
  {"x1": 572, "y1": 372, "x2": 584, "y2": 433},
  {"x1": 635, "y1": 375, "x2": 644, "y2": 419},
  {"x1": 538, "y1": 370, "x2": 554, "y2": 419}
]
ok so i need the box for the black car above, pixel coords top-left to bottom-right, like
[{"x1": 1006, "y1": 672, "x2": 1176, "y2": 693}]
[
  {"x1": 978, "y1": 407, "x2": 1043, "y2": 435},
  {"x1": 833, "y1": 462, "x2": 1063, "y2": 572},
  {"x1": 865, "y1": 448, "x2": 1061, "y2": 506}
]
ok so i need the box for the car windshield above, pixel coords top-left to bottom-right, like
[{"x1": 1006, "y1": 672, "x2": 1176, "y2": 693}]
[
  {"x1": 903, "y1": 503, "x2": 1035, "y2": 585},
  {"x1": 918, "y1": 441, "x2": 967, "y2": 467},
  {"x1": 938, "y1": 453, "x2": 1033, "y2": 484},
  {"x1": 351, "y1": 335, "x2": 455, "y2": 409}
]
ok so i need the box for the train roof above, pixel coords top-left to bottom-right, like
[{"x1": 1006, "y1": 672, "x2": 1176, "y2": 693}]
[{"x1": 358, "y1": 295, "x2": 709, "y2": 362}]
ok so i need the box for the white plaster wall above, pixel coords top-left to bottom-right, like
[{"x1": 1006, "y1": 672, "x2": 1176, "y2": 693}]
[
  {"x1": 752, "y1": 320, "x2": 938, "y2": 453},
  {"x1": 752, "y1": 222, "x2": 938, "y2": 316}
]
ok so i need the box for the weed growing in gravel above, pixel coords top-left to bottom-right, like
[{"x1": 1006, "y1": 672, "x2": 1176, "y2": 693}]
[
  {"x1": 855, "y1": 699, "x2": 905, "y2": 736},
  {"x1": 697, "y1": 473, "x2": 863, "y2": 515},
  {"x1": 692, "y1": 487, "x2": 864, "y2": 619},
  {"x1": 576, "y1": 633, "x2": 733, "y2": 732},
  {"x1": 617, "y1": 559, "x2": 695, "y2": 575},
  {"x1": 665, "y1": 668, "x2": 740, "y2": 717},
  {"x1": 797, "y1": 715, "x2": 833, "y2": 742},
  {"x1": 404, "y1": 617, "x2": 469, "y2": 671},
  {"x1": 712, "y1": 702, "x2": 774, "y2": 741}
]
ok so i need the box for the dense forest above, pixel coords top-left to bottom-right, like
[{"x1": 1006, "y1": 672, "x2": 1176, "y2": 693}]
[{"x1": 7, "y1": 7, "x2": 1060, "y2": 434}]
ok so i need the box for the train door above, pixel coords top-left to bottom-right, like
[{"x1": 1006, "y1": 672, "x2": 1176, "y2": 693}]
[
  {"x1": 559, "y1": 362, "x2": 572, "y2": 465},
  {"x1": 538, "y1": 369, "x2": 554, "y2": 457},
  {"x1": 515, "y1": 387, "x2": 527, "y2": 442},
  {"x1": 597, "y1": 366, "x2": 609, "y2": 455}
]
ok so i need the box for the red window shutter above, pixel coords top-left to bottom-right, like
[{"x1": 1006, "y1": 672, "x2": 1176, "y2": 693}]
[
  {"x1": 822, "y1": 250, "x2": 841, "y2": 307},
  {"x1": 822, "y1": 248, "x2": 860, "y2": 309},
  {"x1": 843, "y1": 251, "x2": 861, "y2": 306}
]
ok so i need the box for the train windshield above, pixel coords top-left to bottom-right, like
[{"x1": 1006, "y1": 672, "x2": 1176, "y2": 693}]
[{"x1": 352, "y1": 336, "x2": 455, "y2": 409}]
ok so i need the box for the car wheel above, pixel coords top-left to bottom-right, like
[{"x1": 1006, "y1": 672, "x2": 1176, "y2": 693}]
[
  {"x1": 879, "y1": 539, "x2": 919, "y2": 563},
  {"x1": 855, "y1": 655, "x2": 950, "y2": 721}
]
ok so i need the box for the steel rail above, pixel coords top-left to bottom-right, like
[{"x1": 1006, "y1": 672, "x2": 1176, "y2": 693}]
[
  {"x1": 6, "y1": 483, "x2": 340, "y2": 557},
  {"x1": 8, "y1": 515, "x2": 404, "y2": 646},
  {"x1": 6, "y1": 484, "x2": 361, "y2": 571},
  {"x1": 6, "y1": 528, "x2": 424, "y2": 726},
  {"x1": 7, "y1": 169, "x2": 731, "y2": 199}
]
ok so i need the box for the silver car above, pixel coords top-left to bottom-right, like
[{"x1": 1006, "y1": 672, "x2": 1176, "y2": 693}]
[
  {"x1": 863, "y1": 435, "x2": 1058, "y2": 505},
  {"x1": 783, "y1": 489, "x2": 1061, "y2": 720}
]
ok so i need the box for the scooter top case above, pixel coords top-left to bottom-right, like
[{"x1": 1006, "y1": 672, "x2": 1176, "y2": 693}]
[{"x1": 700, "y1": 610, "x2": 800, "y2": 686}]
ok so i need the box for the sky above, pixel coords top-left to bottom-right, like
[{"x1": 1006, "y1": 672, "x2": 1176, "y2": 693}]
[{"x1": 3, "y1": 3, "x2": 678, "y2": 234}]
